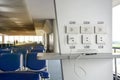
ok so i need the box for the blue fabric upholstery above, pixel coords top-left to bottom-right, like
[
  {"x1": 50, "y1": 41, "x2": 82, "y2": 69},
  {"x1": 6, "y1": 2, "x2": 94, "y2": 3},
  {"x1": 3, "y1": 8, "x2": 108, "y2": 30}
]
[
  {"x1": 39, "y1": 71, "x2": 49, "y2": 78},
  {"x1": 0, "y1": 72, "x2": 40, "y2": 80},
  {"x1": 0, "y1": 49, "x2": 11, "y2": 54},
  {"x1": 14, "y1": 48, "x2": 27, "y2": 66},
  {"x1": 0, "y1": 52, "x2": 49, "y2": 79},
  {"x1": 0, "y1": 53, "x2": 21, "y2": 71},
  {"x1": 27, "y1": 53, "x2": 46, "y2": 70},
  {"x1": 33, "y1": 46, "x2": 44, "y2": 49},
  {"x1": 26, "y1": 53, "x2": 49, "y2": 78},
  {"x1": 31, "y1": 49, "x2": 44, "y2": 53},
  {"x1": 0, "y1": 53, "x2": 41, "y2": 80},
  {"x1": 31, "y1": 46, "x2": 45, "y2": 52}
]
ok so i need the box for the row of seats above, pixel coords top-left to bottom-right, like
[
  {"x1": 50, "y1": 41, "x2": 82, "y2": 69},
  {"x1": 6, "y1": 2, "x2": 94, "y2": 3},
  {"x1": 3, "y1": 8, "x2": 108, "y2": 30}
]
[
  {"x1": 0, "y1": 72, "x2": 40, "y2": 80},
  {"x1": 0, "y1": 48, "x2": 11, "y2": 53},
  {"x1": 0, "y1": 46, "x2": 46, "y2": 67},
  {"x1": 0, "y1": 53, "x2": 49, "y2": 80},
  {"x1": 0, "y1": 45, "x2": 49, "y2": 80},
  {"x1": 0, "y1": 45, "x2": 45, "y2": 54},
  {"x1": 13, "y1": 45, "x2": 45, "y2": 66}
]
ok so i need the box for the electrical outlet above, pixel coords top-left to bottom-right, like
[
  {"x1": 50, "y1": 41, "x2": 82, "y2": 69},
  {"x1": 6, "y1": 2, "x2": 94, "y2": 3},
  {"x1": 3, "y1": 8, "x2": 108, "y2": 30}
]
[
  {"x1": 67, "y1": 35, "x2": 78, "y2": 44},
  {"x1": 82, "y1": 35, "x2": 92, "y2": 44},
  {"x1": 96, "y1": 35, "x2": 105, "y2": 44}
]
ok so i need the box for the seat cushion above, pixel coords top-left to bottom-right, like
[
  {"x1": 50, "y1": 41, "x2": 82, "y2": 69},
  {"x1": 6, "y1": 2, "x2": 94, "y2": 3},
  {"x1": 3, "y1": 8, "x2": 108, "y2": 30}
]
[
  {"x1": 0, "y1": 71, "x2": 40, "y2": 80},
  {"x1": 27, "y1": 53, "x2": 46, "y2": 70},
  {"x1": 0, "y1": 53, "x2": 21, "y2": 71},
  {"x1": 25, "y1": 71, "x2": 49, "y2": 78}
]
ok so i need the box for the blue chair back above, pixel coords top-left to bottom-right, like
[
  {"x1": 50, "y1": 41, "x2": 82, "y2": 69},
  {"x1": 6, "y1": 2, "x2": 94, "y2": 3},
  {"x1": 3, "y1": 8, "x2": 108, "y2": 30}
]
[
  {"x1": 13, "y1": 48, "x2": 27, "y2": 66},
  {"x1": 0, "y1": 49, "x2": 11, "y2": 54},
  {"x1": 0, "y1": 53, "x2": 21, "y2": 71},
  {"x1": 33, "y1": 46, "x2": 44, "y2": 49},
  {"x1": 26, "y1": 53, "x2": 46, "y2": 70},
  {"x1": 31, "y1": 46, "x2": 45, "y2": 53},
  {"x1": 31, "y1": 49, "x2": 44, "y2": 53}
]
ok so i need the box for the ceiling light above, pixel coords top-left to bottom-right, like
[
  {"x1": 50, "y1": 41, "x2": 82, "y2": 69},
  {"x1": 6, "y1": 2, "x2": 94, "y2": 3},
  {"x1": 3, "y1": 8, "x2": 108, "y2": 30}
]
[
  {"x1": 10, "y1": 18, "x2": 23, "y2": 25},
  {"x1": 14, "y1": 21, "x2": 24, "y2": 26},
  {"x1": 18, "y1": 25, "x2": 25, "y2": 27},
  {"x1": 0, "y1": 7, "x2": 15, "y2": 12},
  {"x1": 15, "y1": 21, "x2": 22, "y2": 24},
  {"x1": 10, "y1": 18, "x2": 20, "y2": 21}
]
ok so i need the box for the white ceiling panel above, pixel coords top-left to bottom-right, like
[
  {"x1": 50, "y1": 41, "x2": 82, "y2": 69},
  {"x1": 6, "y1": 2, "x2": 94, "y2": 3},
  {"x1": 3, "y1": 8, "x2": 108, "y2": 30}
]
[
  {"x1": 113, "y1": 0, "x2": 120, "y2": 7},
  {"x1": 25, "y1": 0, "x2": 55, "y2": 19}
]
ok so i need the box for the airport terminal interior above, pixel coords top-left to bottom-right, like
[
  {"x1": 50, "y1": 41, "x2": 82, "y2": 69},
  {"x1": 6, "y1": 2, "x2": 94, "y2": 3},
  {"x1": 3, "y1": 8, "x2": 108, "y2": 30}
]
[{"x1": 0, "y1": 0, "x2": 119, "y2": 80}]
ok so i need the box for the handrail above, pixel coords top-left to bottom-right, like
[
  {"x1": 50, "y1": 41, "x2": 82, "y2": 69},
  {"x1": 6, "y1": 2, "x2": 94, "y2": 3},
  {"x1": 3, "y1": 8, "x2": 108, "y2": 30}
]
[
  {"x1": 112, "y1": 47, "x2": 120, "y2": 53},
  {"x1": 38, "y1": 52, "x2": 120, "y2": 80},
  {"x1": 37, "y1": 53, "x2": 120, "y2": 60}
]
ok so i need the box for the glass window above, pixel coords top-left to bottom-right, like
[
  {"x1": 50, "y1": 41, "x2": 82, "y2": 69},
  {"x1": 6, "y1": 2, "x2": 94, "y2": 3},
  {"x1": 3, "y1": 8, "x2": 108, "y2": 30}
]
[
  {"x1": 9, "y1": 36, "x2": 14, "y2": 43},
  {"x1": 113, "y1": 5, "x2": 120, "y2": 42},
  {"x1": 112, "y1": 5, "x2": 120, "y2": 55},
  {"x1": 4, "y1": 36, "x2": 9, "y2": 43},
  {"x1": 19, "y1": 36, "x2": 25, "y2": 42},
  {"x1": 24, "y1": 36, "x2": 30, "y2": 43},
  {"x1": 0, "y1": 36, "x2": 2, "y2": 43}
]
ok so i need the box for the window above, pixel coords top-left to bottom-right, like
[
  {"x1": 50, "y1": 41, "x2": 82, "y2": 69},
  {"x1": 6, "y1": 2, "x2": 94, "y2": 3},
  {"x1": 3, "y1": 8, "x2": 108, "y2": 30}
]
[{"x1": 112, "y1": 5, "x2": 120, "y2": 54}]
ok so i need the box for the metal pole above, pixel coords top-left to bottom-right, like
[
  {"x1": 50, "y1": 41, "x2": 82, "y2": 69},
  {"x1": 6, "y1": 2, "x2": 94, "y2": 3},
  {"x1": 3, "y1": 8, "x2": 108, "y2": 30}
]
[
  {"x1": 114, "y1": 49, "x2": 116, "y2": 53},
  {"x1": 114, "y1": 58, "x2": 118, "y2": 80}
]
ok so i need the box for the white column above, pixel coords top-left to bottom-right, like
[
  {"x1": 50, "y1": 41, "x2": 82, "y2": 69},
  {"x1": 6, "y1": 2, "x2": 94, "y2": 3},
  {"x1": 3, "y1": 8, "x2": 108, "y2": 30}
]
[
  {"x1": 2, "y1": 35, "x2": 4, "y2": 43},
  {"x1": 53, "y1": 20, "x2": 59, "y2": 53}
]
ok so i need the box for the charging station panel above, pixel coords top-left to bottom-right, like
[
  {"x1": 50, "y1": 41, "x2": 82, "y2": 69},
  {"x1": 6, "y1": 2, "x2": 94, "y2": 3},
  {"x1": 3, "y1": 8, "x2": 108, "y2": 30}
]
[
  {"x1": 55, "y1": 0, "x2": 112, "y2": 80},
  {"x1": 55, "y1": 0, "x2": 112, "y2": 54}
]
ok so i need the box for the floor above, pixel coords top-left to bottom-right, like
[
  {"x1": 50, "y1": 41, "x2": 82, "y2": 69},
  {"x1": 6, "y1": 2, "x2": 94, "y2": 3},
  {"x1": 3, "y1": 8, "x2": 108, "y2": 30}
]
[{"x1": 48, "y1": 60, "x2": 62, "y2": 80}]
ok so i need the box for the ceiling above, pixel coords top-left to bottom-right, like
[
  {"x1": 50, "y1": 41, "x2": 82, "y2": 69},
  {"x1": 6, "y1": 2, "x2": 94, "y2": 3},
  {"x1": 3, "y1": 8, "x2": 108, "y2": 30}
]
[
  {"x1": 0, "y1": 0, "x2": 119, "y2": 35},
  {"x1": 0, "y1": 0, "x2": 36, "y2": 35},
  {"x1": 25, "y1": 0, "x2": 55, "y2": 19},
  {"x1": 112, "y1": 0, "x2": 120, "y2": 7}
]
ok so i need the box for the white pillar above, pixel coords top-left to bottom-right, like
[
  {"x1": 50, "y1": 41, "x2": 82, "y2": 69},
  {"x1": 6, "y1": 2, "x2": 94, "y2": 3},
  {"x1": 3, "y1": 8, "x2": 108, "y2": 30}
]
[
  {"x1": 53, "y1": 20, "x2": 59, "y2": 53},
  {"x1": 2, "y1": 35, "x2": 4, "y2": 43}
]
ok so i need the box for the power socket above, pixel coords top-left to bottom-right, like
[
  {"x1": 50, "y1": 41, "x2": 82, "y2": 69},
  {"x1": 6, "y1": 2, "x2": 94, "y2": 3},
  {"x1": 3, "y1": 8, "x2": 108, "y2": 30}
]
[
  {"x1": 82, "y1": 35, "x2": 92, "y2": 44},
  {"x1": 96, "y1": 35, "x2": 105, "y2": 44},
  {"x1": 67, "y1": 34, "x2": 78, "y2": 44}
]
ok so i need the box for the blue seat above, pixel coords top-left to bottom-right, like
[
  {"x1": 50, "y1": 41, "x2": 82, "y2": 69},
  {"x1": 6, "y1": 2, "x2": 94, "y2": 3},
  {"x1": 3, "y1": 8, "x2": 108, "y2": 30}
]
[
  {"x1": 31, "y1": 46, "x2": 45, "y2": 53},
  {"x1": 31, "y1": 49, "x2": 44, "y2": 53},
  {"x1": 0, "y1": 53, "x2": 40, "y2": 80},
  {"x1": 33, "y1": 45, "x2": 44, "y2": 49},
  {"x1": 0, "y1": 53, "x2": 21, "y2": 71},
  {"x1": 0, "y1": 72, "x2": 40, "y2": 80},
  {"x1": 27, "y1": 53, "x2": 46, "y2": 70},
  {"x1": 0, "y1": 49, "x2": 11, "y2": 54},
  {"x1": 39, "y1": 71, "x2": 49, "y2": 78},
  {"x1": 13, "y1": 48, "x2": 28, "y2": 67},
  {"x1": 26, "y1": 53, "x2": 49, "y2": 79}
]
